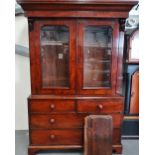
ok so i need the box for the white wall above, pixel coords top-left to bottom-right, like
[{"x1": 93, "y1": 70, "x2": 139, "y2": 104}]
[
  {"x1": 15, "y1": 15, "x2": 30, "y2": 130},
  {"x1": 15, "y1": 15, "x2": 29, "y2": 48},
  {"x1": 15, "y1": 54, "x2": 31, "y2": 130}
]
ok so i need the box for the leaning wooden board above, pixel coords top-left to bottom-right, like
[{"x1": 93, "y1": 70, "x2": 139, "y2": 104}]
[{"x1": 84, "y1": 115, "x2": 112, "y2": 155}]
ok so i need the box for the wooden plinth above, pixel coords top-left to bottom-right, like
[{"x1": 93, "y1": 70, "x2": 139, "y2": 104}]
[{"x1": 28, "y1": 144, "x2": 122, "y2": 155}]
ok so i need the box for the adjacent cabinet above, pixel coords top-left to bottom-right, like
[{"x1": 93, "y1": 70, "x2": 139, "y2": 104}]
[{"x1": 17, "y1": 0, "x2": 138, "y2": 155}]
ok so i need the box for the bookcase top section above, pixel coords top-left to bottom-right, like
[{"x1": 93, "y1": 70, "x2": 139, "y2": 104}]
[
  {"x1": 17, "y1": 0, "x2": 138, "y2": 5},
  {"x1": 17, "y1": 0, "x2": 138, "y2": 18}
]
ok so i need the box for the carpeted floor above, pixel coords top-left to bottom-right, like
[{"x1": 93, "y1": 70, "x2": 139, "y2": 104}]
[{"x1": 15, "y1": 130, "x2": 139, "y2": 155}]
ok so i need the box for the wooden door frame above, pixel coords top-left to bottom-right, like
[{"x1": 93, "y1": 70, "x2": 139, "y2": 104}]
[
  {"x1": 76, "y1": 19, "x2": 119, "y2": 95},
  {"x1": 30, "y1": 19, "x2": 77, "y2": 94}
]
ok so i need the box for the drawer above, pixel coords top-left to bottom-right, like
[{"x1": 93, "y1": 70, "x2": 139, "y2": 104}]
[
  {"x1": 30, "y1": 129, "x2": 82, "y2": 145},
  {"x1": 30, "y1": 128, "x2": 121, "y2": 145},
  {"x1": 30, "y1": 113, "x2": 122, "y2": 129},
  {"x1": 30, "y1": 113, "x2": 87, "y2": 129},
  {"x1": 77, "y1": 100, "x2": 123, "y2": 113},
  {"x1": 29, "y1": 100, "x2": 75, "y2": 113}
]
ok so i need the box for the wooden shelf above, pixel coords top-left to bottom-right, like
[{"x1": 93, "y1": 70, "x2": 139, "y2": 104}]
[
  {"x1": 85, "y1": 69, "x2": 110, "y2": 74},
  {"x1": 42, "y1": 41, "x2": 69, "y2": 46},
  {"x1": 85, "y1": 59, "x2": 110, "y2": 63}
]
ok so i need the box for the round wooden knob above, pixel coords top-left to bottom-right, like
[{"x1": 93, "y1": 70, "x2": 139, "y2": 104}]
[
  {"x1": 50, "y1": 118, "x2": 55, "y2": 123},
  {"x1": 97, "y1": 104, "x2": 103, "y2": 110},
  {"x1": 50, "y1": 104, "x2": 55, "y2": 109},
  {"x1": 50, "y1": 134, "x2": 55, "y2": 139}
]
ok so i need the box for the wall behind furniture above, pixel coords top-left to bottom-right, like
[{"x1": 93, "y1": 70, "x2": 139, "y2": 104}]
[
  {"x1": 15, "y1": 14, "x2": 30, "y2": 130},
  {"x1": 15, "y1": 15, "x2": 29, "y2": 47},
  {"x1": 15, "y1": 54, "x2": 30, "y2": 130}
]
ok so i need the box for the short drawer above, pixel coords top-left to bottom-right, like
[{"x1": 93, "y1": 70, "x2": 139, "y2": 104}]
[
  {"x1": 30, "y1": 129, "x2": 82, "y2": 145},
  {"x1": 30, "y1": 113, "x2": 87, "y2": 129},
  {"x1": 77, "y1": 100, "x2": 123, "y2": 113},
  {"x1": 29, "y1": 100, "x2": 75, "y2": 113}
]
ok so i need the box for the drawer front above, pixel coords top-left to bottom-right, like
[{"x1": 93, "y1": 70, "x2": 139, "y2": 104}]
[
  {"x1": 112, "y1": 128, "x2": 121, "y2": 144},
  {"x1": 30, "y1": 114, "x2": 87, "y2": 129},
  {"x1": 30, "y1": 129, "x2": 82, "y2": 145},
  {"x1": 29, "y1": 100, "x2": 75, "y2": 113},
  {"x1": 77, "y1": 100, "x2": 123, "y2": 113},
  {"x1": 30, "y1": 128, "x2": 121, "y2": 145},
  {"x1": 30, "y1": 113, "x2": 122, "y2": 129}
]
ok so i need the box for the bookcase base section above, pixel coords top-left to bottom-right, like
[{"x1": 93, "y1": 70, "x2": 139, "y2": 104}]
[{"x1": 28, "y1": 144, "x2": 122, "y2": 155}]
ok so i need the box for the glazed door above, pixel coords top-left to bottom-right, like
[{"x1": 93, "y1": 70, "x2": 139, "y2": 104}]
[
  {"x1": 77, "y1": 20, "x2": 119, "y2": 95},
  {"x1": 33, "y1": 20, "x2": 76, "y2": 94}
]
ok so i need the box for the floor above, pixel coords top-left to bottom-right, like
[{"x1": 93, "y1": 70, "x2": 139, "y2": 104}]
[{"x1": 15, "y1": 130, "x2": 139, "y2": 155}]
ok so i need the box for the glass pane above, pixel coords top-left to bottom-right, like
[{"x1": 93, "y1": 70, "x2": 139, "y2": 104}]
[
  {"x1": 83, "y1": 26, "x2": 112, "y2": 88},
  {"x1": 41, "y1": 26, "x2": 69, "y2": 87}
]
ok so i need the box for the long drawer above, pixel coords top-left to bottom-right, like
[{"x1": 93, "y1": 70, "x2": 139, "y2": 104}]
[
  {"x1": 30, "y1": 113, "x2": 86, "y2": 129},
  {"x1": 29, "y1": 100, "x2": 75, "y2": 113},
  {"x1": 77, "y1": 100, "x2": 123, "y2": 113},
  {"x1": 30, "y1": 128, "x2": 121, "y2": 145},
  {"x1": 30, "y1": 129, "x2": 82, "y2": 145},
  {"x1": 29, "y1": 113, "x2": 123, "y2": 129}
]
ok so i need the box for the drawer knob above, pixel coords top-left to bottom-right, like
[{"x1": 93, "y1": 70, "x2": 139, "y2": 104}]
[
  {"x1": 50, "y1": 104, "x2": 55, "y2": 109},
  {"x1": 50, "y1": 118, "x2": 55, "y2": 123},
  {"x1": 97, "y1": 104, "x2": 103, "y2": 110},
  {"x1": 50, "y1": 134, "x2": 55, "y2": 139}
]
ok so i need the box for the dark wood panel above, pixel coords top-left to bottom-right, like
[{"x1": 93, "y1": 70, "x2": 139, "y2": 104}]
[
  {"x1": 29, "y1": 113, "x2": 122, "y2": 129},
  {"x1": 30, "y1": 128, "x2": 121, "y2": 146},
  {"x1": 77, "y1": 100, "x2": 123, "y2": 113},
  {"x1": 19, "y1": 4, "x2": 134, "y2": 11},
  {"x1": 116, "y1": 31, "x2": 124, "y2": 95},
  {"x1": 29, "y1": 100, "x2": 75, "y2": 113},
  {"x1": 84, "y1": 115, "x2": 112, "y2": 155},
  {"x1": 30, "y1": 129, "x2": 83, "y2": 145},
  {"x1": 28, "y1": 145, "x2": 122, "y2": 155},
  {"x1": 26, "y1": 11, "x2": 128, "y2": 18},
  {"x1": 30, "y1": 113, "x2": 86, "y2": 129},
  {"x1": 113, "y1": 128, "x2": 122, "y2": 144},
  {"x1": 17, "y1": 0, "x2": 138, "y2": 5},
  {"x1": 28, "y1": 19, "x2": 38, "y2": 94},
  {"x1": 29, "y1": 95, "x2": 124, "y2": 100}
]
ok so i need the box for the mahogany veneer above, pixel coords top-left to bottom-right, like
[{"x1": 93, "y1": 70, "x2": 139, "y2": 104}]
[
  {"x1": 17, "y1": 0, "x2": 138, "y2": 155},
  {"x1": 28, "y1": 97, "x2": 124, "y2": 154}
]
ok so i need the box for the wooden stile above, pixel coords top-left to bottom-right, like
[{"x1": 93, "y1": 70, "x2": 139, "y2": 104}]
[{"x1": 84, "y1": 115, "x2": 113, "y2": 155}]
